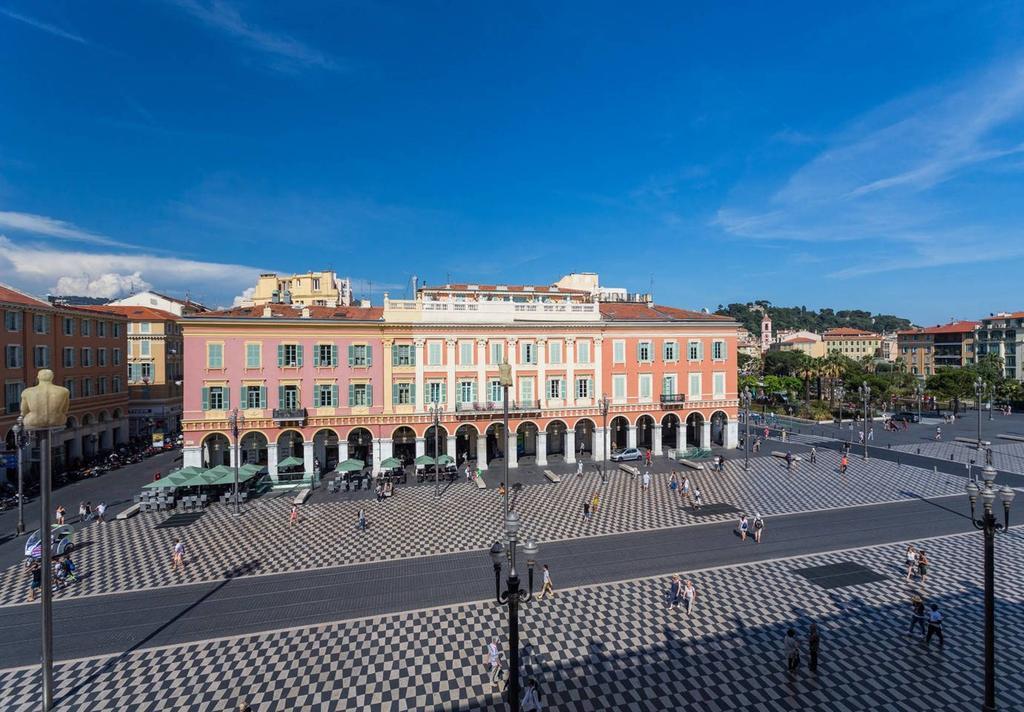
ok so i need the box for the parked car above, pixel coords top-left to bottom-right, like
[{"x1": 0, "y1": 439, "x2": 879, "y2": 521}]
[
  {"x1": 24, "y1": 525, "x2": 75, "y2": 560},
  {"x1": 891, "y1": 411, "x2": 920, "y2": 423},
  {"x1": 610, "y1": 447, "x2": 643, "y2": 462}
]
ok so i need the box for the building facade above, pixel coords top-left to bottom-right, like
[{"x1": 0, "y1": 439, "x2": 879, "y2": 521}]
[
  {"x1": 79, "y1": 306, "x2": 184, "y2": 438},
  {"x1": 822, "y1": 328, "x2": 882, "y2": 360},
  {"x1": 897, "y1": 321, "x2": 978, "y2": 378},
  {"x1": 246, "y1": 271, "x2": 353, "y2": 308},
  {"x1": 2, "y1": 285, "x2": 129, "y2": 483},
  {"x1": 180, "y1": 280, "x2": 739, "y2": 481},
  {"x1": 110, "y1": 290, "x2": 208, "y2": 317},
  {"x1": 770, "y1": 335, "x2": 826, "y2": 359},
  {"x1": 975, "y1": 313, "x2": 1024, "y2": 381}
]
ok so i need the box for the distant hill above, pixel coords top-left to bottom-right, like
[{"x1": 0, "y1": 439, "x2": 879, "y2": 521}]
[{"x1": 715, "y1": 301, "x2": 913, "y2": 336}]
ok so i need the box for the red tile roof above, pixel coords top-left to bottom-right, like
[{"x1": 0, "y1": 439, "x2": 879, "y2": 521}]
[
  {"x1": 74, "y1": 304, "x2": 178, "y2": 321},
  {"x1": 193, "y1": 303, "x2": 384, "y2": 321},
  {"x1": 0, "y1": 283, "x2": 49, "y2": 308},
  {"x1": 981, "y1": 312, "x2": 1024, "y2": 321},
  {"x1": 899, "y1": 320, "x2": 979, "y2": 336},
  {"x1": 599, "y1": 303, "x2": 733, "y2": 322},
  {"x1": 785, "y1": 337, "x2": 817, "y2": 343},
  {"x1": 823, "y1": 327, "x2": 879, "y2": 338}
]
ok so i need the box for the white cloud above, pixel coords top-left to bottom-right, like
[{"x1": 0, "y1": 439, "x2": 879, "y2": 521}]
[
  {"x1": 0, "y1": 7, "x2": 88, "y2": 44},
  {"x1": 231, "y1": 286, "x2": 255, "y2": 306},
  {"x1": 0, "y1": 210, "x2": 134, "y2": 248},
  {"x1": 53, "y1": 272, "x2": 152, "y2": 299},
  {"x1": 169, "y1": 0, "x2": 342, "y2": 72}
]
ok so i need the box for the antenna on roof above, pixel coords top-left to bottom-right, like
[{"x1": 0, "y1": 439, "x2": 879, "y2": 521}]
[
  {"x1": 446, "y1": 271, "x2": 451, "y2": 285},
  {"x1": 650, "y1": 273, "x2": 654, "y2": 300}
]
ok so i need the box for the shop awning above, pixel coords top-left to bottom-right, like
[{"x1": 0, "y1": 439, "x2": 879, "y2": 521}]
[
  {"x1": 436, "y1": 454, "x2": 455, "y2": 465},
  {"x1": 379, "y1": 457, "x2": 402, "y2": 469},
  {"x1": 337, "y1": 458, "x2": 365, "y2": 473},
  {"x1": 278, "y1": 456, "x2": 305, "y2": 469},
  {"x1": 414, "y1": 455, "x2": 435, "y2": 466}
]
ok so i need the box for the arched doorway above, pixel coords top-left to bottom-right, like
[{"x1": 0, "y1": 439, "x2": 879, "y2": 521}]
[
  {"x1": 610, "y1": 416, "x2": 630, "y2": 450},
  {"x1": 240, "y1": 432, "x2": 268, "y2": 465},
  {"x1": 347, "y1": 428, "x2": 372, "y2": 465},
  {"x1": 517, "y1": 421, "x2": 538, "y2": 459},
  {"x1": 424, "y1": 424, "x2": 448, "y2": 459},
  {"x1": 710, "y1": 411, "x2": 728, "y2": 447},
  {"x1": 276, "y1": 430, "x2": 305, "y2": 481},
  {"x1": 455, "y1": 424, "x2": 478, "y2": 465},
  {"x1": 685, "y1": 413, "x2": 705, "y2": 447},
  {"x1": 574, "y1": 418, "x2": 594, "y2": 459},
  {"x1": 485, "y1": 422, "x2": 505, "y2": 463},
  {"x1": 202, "y1": 433, "x2": 230, "y2": 467},
  {"x1": 545, "y1": 420, "x2": 566, "y2": 458},
  {"x1": 661, "y1": 413, "x2": 680, "y2": 450},
  {"x1": 313, "y1": 429, "x2": 340, "y2": 471},
  {"x1": 636, "y1": 415, "x2": 655, "y2": 451},
  {"x1": 392, "y1": 426, "x2": 416, "y2": 465}
]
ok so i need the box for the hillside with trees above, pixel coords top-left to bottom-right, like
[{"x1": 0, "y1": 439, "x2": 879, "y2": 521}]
[{"x1": 716, "y1": 301, "x2": 912, "y2": 335}]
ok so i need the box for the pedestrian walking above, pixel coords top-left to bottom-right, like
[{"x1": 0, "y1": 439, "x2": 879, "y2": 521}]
[
  {"x1": 916, "y1": 549, "x2": 929, "y2": 587},
  {"x1": 935, "y1": 426, "x2": 942, "y2": 441},
  {"x1": 55, "y1": 505, "x2": 65, "y2": 525},
  {"x1": 809, "y1": 447, "x2": 817, "y2": 465},
  {"x1": 764, "y1": 426, "x2": 770, "y2": 440},
  {"x1": 905, "y1": 545, "x2": 918, "y2": 581},
  {"x1": 645, "y1": 449, "x2": 652, "y2": 467},
  {"x1": 785, "y1": 451, "x2": 794, "y2": 472},
  {"x1": 64, "y1": 554, "x2": 78, "y2": 583},
  {"x1": 642, "y1": 471, "x2": 651, "y2": 491},
  {"x1": 868, "y1": 427, "x2": 874, "y2": 442},
  {"x1": 682, "y1": 476, "x2": 691, "y2": 504},
  {"x1": 925, "y1": 604, "x2": 944, "y2": 648},
  {"x1": 683, "y1": 579, "x2": 696, "y2": 615},
  {"x1": 78, "y1": 501, "x2": 87, "y2": 523},
  {"x1": 172, "y1": 538, "x2": 185, "y2": 573},
  {"x1": 667, "y1": 574, "x2": 682, "y2": 609},
  {"x1": 808, "y1": 623, "x2": 820, "y2": 672},
  {"x1": 538, "y1": 564, "x2": 555, "y2": 600},
  {"x1": 669, "y1": 472, "x2": 678, "y2": 495},
  {"x1": 27, "y1": 560, "x2": 41, "y2": 602},
  {"x1": 83, "y1": 501, "x2": 93, "y2": 522},
  {"x1": 486, "y1": 639, "x2": 504, "y2": 686},
  {"x1": 908, "y1": 595, "x2": 927, "y2": 638},
  {"x1": 858, "y1": 431, "x2": 864, "y2": 444},
  {"x1": 784, "y1": 628, "x2": 801, "y2": 672},
  {"x1": 692, "y1": 486, "x2": 703, "y2": 511},
  {"x1": 840, "y1": 454, "x2": 848, "y2": 475},
  {"x1": 583, "y1": 499, "x2": 591, "y2": 522},
  {"x1": 358, "y1": 508, "x2": 367, "y2": 532},
  {"x1": 738, "y1": 515, "x2": 750, "y2": 541},
  {"x1": 591, "y1": 493, "x2": 600, "y2": 513},
  {"x1": 289, "y1": 504, "x2": 299, "y2": 526},
  {"x1": 96, "y1": 501, "x2": 107, "y2": 522},
  {"x1": 521, "y1": 677, "x2": 542, "y2": 712},
  {"x1": 576, "y1": 460, "x2": 583, "y2": 478},
  {"x1": 753, "y1": 513, "x2": 765, "y2": 544}
]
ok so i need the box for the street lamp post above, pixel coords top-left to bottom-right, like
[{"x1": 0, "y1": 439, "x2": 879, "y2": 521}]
[
  {"x1": 489, "y1": 512, "x2": 538, "y2": 712},
  {"x1": 988, "y1": 383, "x2": 994, "y2": 422},
  {"x1": 836, "y1": 385, "x2": 845, "y2": 433},
  {"x1": 859, "y1": 381, "x2": 870, "y2": 460},
  {"x1": 599, "y1": 393, "x2": 610, "y2": 482},
  {"x1": 741, "y1": 387, "x2": 752, "y2": 471},
  {"x1": 228, "y1": 409, "x2": 243, "y2": 516},
  {"x1": 12, "y1": 415, "x2": 28, "y2": 536},
  {"x1": 965, "y1": 466, "x2": 1015, "y2": 712},
  {"x1": 430, "y1": 401, "x2": 442, "y2": 497},
  {"x1": 916, "y1": 381, "x2": 924, "y2": 423},
  {"x1": 499, "y1": 363, "x2": 513, "y2": 520},
  {"x1": 975, "y1": 377, "x2": 984, "y2": 457}
]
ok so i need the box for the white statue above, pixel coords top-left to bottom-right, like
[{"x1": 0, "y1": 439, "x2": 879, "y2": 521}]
[{"x1": 20, "y1": 369, "x2": 69, "y2": 430}]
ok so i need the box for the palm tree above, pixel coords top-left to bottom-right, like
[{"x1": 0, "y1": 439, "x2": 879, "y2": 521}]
[
  {"x1": 796, "y1": 355, "x2": 817, "y2": 404},
  {"x1": 820, "y1": 353, "x2": 844, "y2": 407}
]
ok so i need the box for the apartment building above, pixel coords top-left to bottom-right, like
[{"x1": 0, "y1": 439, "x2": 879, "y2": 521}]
[
  {"x1": 975, "y1": 312, "x2": 1024, "y2": 381},
  {"x1": 897, "y1": 321, "x2": 978, "y2": 378},
  {"x1": 822, "y1": 327, "x2": 882, "y2": 360}
]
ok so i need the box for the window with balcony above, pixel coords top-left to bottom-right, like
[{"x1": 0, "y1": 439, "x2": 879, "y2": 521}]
[
  {"x1": 140, "y1": 362, "x2": 153, "y2": 381},
  {"x1": 348, "y1": 344, "x2": 371, "y2": 366},
  {"x1": 279, "y1": 343, "x2": 303, "y2": 367},
  {"x1": 488, "y1": 379, "x2": 502, "y2": 403},
  {"x1": 662, "y1": 374, "x2": 677, "y2": 397},
  {"x1": 315, "y1": 344, "x2": 338, "y2": 367},
  {"x1": 458, "y1": 380, "x2": 476, "y2": 403},
  {"x1": 393, "y1": 382, "x2": 415, "y2": 405},
  {"x1": 279, "y1": 385, "x2": 299, "y2": 409},
  {"x1": 519, "y1": 377, "x2": 535, "y2": 403},
  {"x1": 393, "y1": 344, "x2": 415, "y2": 366},
  {"x1": 317, "y1": 383, "x2": 338, "y2": 407},
  {"x1": 349, "y1": 383, "x2": 372, "y2": 406}
]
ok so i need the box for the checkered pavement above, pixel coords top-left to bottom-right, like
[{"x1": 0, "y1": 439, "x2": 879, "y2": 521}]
[
  {"x1": 0, "y1": 450, "x2": 966, "y2": 606},
  {"x1": 892, "y1": 440, "x2": 1024, "y2": 474},
  {"x1": 2, "y1": 527, "x2": 1022, "y2": 711}
]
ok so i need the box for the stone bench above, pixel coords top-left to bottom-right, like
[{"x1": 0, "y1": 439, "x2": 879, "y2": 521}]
[
  {"x1": 543, "y1": 470, "x2": 561, "y2": 483},
  {"x1": 115, "y1": 503, "x2": 141, "y2": 521},
  {"x1": 678, "y1": 459, "x2": 704, "y2": 471},
  {"x1": 293, "y1": 489, "x2": 311, "y2": 505},
  {"x1": 955, "y1": 437, "x2": 991, "y2": 446},
  {"x1": 770, "y1": 451, "x2": 803, "y2": 461},
  {"x1": 619, "y1": 464, "x2": 640, "y2": 477},
  {"x1": 998, "y1": 433, "x2": 1024, "y2": 443}
]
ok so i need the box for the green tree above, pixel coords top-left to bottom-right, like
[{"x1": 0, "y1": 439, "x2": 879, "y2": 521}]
[
  {"x1": 764, "y1": 349, "x2": 806, "y2": 377},
  {"x1": 926, "y1": 368, "x2": 976, "y2": 401}
]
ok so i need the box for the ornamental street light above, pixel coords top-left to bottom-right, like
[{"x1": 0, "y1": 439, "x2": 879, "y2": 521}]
[
  {"x1": 489, "y1": 512, "x2": 538, "y2": 712},
  {"x1": 499, "y1": 362, "x2": 513, "y2": 521},
  {"x1": 228, "y1": 409, "x2": 244, "y2": 515},
  {"x1": 988, "y1": 383, "x2": 994, "y2": 421},
  {"x1": 965, "y1": 466, "x2": 1015, "y2": 712},
  {"x1": 975, "y1": 377, "x2": 985, "y2": 456},
  {"x1": 599, "y1": 393, "x2": 610, "y2": 483},
  {"x1": 429, "y1": 401, "x2": 442, "y2": 497},
  {"x1": 12, "y1": 415, "x2": 28, "y2": 536},
  {"x1": 740, "y1": 387, "x2": 752, "y2": 471},
  {"x1": 836, "y1": 385, "x2": 845, "y2": 433},
  {"x1": 859, "y1": 381, "x2": 871, "y2": 460}
]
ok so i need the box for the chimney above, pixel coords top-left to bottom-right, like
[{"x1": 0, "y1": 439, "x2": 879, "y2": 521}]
[
  {"x1": 283, "y1": 290, "x2": 292, "y2": 305},
  {"x1": 301, "y1": 306, "x2": 310, "y2": 319},
  {"x1": 262, "y1": 306, "x2": 273, "y2": 318},
  {"x1": 271, "y1": 290, "x2": 280, "y2": 304}
]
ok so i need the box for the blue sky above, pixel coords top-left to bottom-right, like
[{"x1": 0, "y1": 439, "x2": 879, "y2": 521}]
[{"x1": 1, "y1": 1, "x2": 1022, "y2": 322}]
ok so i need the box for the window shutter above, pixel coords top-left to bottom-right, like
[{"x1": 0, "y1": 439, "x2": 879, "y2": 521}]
[
  {"x1": 471, "y1": 381, "x2": 478, "y2": 402},
  {"x1": 347, "y1": 344, "x2": 354, "y2": 366},
  {"x1": 224, "y1": 388, "x2": 230, "y2": 409},
  {"x1": 721, "y1": 341, "x2": 727, "y2": 360},
  {"x1": 366, "y1": 346, "x2": 373, "y2": 367},
  {"x1": 297, "y1": 345, "x2": 304, "y2": 367},
  {"x1": 441, "y1": 383, "x2": 447, "y2": 402},
  {"x1": 392, "y1": 347, "x2": 399, "y2": 366},
  {"x1": 636, "y1": 342, "x2": 642, "y2": 362},
  {"x1": 240, "y1": 386, "x2": 246, "y2": 406},
  {"x1": 366, "y1": 384, "x2": 373, "y2": 406},
  {"x1": 698, "y1": 342, "x2": 704, "y2": 360},
  {"x1": 279, "y1": 385, "x2": 285, "y2": 408},
  {"x1": 277, "y1": 344, "x2": 284, "y2": 367},
  {"x1": 313, "y1": 346, "x2": 320, "y2": 367},
  {"x1": 331, "y1": 384, "x2": 338, "y2": 406},
  {"x1": 410, "y1": 383, "x2": 416, "y2": 404},
  {"x1": 259, "y1": 386, "x2": 267, "y2": 409},
  {"x1": 392, "y1": 385, "x2": 399, "y2": 405},
  {"x1": 201, "y1": 387, "x2": 209, "y2": 411},
  {"x1": 410, "y1": 346, "x2": 416, "y2": 366},
  {"x1": 331, "y1": 344, "x2": 338, "y2": 367},
  {"x1": 348, "y1": 383, "x2": 355, "y2": 406}
]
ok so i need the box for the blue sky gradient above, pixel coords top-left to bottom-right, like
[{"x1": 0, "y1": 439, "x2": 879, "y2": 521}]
[{"x1": 1, "y1": 1, "x2": 1022, "y2": 322}]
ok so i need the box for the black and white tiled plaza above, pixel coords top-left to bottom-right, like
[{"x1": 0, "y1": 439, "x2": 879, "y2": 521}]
[
  {"x1": 0, "y1": 451, "x2": 967, "y2": 606},
  {"x1": 1, "y1": 527, "x2": 1021, "y2": 711}
]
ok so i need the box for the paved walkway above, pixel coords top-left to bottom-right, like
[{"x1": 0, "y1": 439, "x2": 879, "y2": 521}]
[
  {"x1": 3, "y1": 526, "x2": 1021, "y2": 710},
  {"x1": 0, "y1": 451, "x2": 966, "y2": 605}
]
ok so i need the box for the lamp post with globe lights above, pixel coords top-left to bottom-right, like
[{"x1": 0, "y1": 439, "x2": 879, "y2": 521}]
[{"x1": 859, "y1": 381, "x2": 870, "y2": 460}]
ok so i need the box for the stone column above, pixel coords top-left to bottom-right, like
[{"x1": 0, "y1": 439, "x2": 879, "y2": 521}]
[
  {"x1": 445, "y1": 337, "x2": 457, "y2": 411},
  {"x1": 594, "y1": 336, "x2": 604, "y2": 401},
  {"x1": 338, "y1": 441, "x2": 349, "y2": 462},
  {"x1": 652, "y1": 425, "x2": 663, "y2": 456},
  {"x1": 564, "y1": 429, "x2": 576, "y2": 464},
  {"x1": 415, "y1": 436, "x2": 425, "y2": 458},
  {"x1": 374, "y1": 438, "x2": 393, "y2": 474},
  {"x1": 627, "y1": 425, "x2": 637, "y2": 449},
  {"x1": 565, "y1": 337, "x2": 576, "y2": 406},
  {"x1": 414, "y1": 338, "x2": 425, "y2": 414},
  {"x1": 183, "y1": 445, "x2": 201, "y2": 468},
  {"x1": 725, "y1": 420, "x2": 738, "y2": 449},
  {"x1": 701, "y1": 421, "x2": 712, "y2": 449},
  {"x1": 446, "y1": 434, "x2": 457, "y2": 460},
  {"x1": 507, "y1": 432, "x2": 518, "y2": 469},
  {"x1": 476, "y1": 434, "x2": 488, "y2": 471},
  {"x1": 593, "y1": 427, "x2": 606, "y2": 461},
  {"x1": 536, "y1": 430, "x2": 548, "y2": 466},
  {"x1": 267, "y1": 447, "x2": 279, "y2": 482},
  {"x1": 303, "y1": 440, "x2": 314, "y2": 474}
]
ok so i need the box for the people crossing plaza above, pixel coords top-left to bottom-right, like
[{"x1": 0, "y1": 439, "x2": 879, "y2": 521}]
[
  {"x1": 538, "y1": 564, "x2": 555, "y2": 600},
  {"x1": 925, "y1": 604, "x2": 945, "y2": 648},
  {"x1": 642, "y1": 470, "x2": 651, "y2": 491},
  {"x1": 738, "y1": 515, "x2": 750, "y2": 541},
  {"x1": 753, "y1": 513, "x2": 765, "y2": 543},
  {"x1": 171, "y1": 539, "x2": 185, "y2": 574},
  {"x1": 682, "y1": 579, "x2": 696, "y2": 615},
  {"x1": 486, "y1": 639, "x2": 504, "y2": 687}
]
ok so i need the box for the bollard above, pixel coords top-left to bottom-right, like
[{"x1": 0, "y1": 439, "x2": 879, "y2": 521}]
[{"x1": 917, "y1": 447, "x2": 921, "y2": 455}]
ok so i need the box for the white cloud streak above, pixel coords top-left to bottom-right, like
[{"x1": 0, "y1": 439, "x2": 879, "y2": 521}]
[
  {"x1": 0, "y1": 210, "x2": 136, "y2": 248},
  {"x1": 0, "y1": 7, "x2": 88, "y2": 44},
  {"x1": 169, "y1": 0, "x2": 342, "y2": 72}
]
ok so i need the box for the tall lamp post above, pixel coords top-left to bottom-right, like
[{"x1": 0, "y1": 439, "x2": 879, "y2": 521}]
[
  {"x1": 489, "y1": 512, "x2": 538, "y2": 712},
  {"x1": 430, "y1": 401, "x2": 442, "y2": 497},
  {"x1": 12, "y1": 415, "x2": 28, "y2": 536},
  {"x1": 228, "y1": 408, "x2": 243, "y2": 516},
  {"x1": 916, "y1": 381, "x2": 924, "y2": 423},
  {"x1": 836, "y1": 385, "x2": 845, "y2": 433},
  {"x1": 740, "y1": 387, "x2": 752, "y2": 471},
  {"x1": 499, "y1": 363, "x2": 513, "y2": 520},
  {"x1": 975, "y1": 377, "x2": 985, "y2": 457},
  {"x1": 599, "y1": 393, "x2": 610, "y2": 482},
  {"x1": 988, "y1": 383, "x2": 994, "y2": 421},
  {"x1": 859, "y1": 381, "x2": 870, "y2": 460},
  {"x1": 965, "y1": 466, "x2": 1015, "y2": 712}
]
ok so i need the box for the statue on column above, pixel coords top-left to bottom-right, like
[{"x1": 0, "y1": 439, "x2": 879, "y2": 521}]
[{"x1": 20, "y1": 369, "x2": 69, "y2": 430}]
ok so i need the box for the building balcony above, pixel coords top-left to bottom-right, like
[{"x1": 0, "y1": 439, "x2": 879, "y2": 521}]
[
  {"x1": 454, "y1": 400, "x2": 541, "y2": 417},
  {"x1": 272, "y1": 408, "x2": 308, "y2": 424},
  {"x1": 660, "y1": 393, "x2": 687, "y2": 406}
]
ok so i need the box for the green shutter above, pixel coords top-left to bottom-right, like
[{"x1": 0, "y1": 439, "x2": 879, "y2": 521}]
[
  {"x1": 277, "y1": 344, "x2": 284, "y2": 367},
  {"x1": 392, "y1": 348, "x2": 398, "y2": 366},
  {"x1": 259, "y1": 386, "x2": 267, "y2": 408},
  {"x1": 240, "y1": 386, "x2": 246, "y2": 407},
  {"x1": 410, "y1": 383, "x2": 416, "y2": 404},
  {"x1": 392, "y1": 384, "x2": 399, "y2": 404},
  {"x1": 201, "y1": 387, "x2": 209, "y2": 411},
  {"x1": 313, "y1": 346, "x2": 320, "y2": 367},
  {"x1": 296, "y1": 345, "x2": 304, "y2": 367},
  {"x1": 279, "y1": 385, "x2": 285, "y2": 408},
  {"x1": 636, "y1": 342, "x2": 642, "y2": 362},
  {"x1": 366, "y1": 384, "x2": 373, "y2": 406},
  {"x1": 410, "y1": 346, "x2": 416, "y2": 366},
  {"x1": 348, "y1": 383, "x2": 355, "y2": 406},
  {"x1": 698, "y1": 342, "x2": 705, "y2": 360},
  {"x1": 331, "y1": 384, "x2": 338, "y2": 406},
  {"x1": 224, "y1": 388, "x2": 230, "y2": 409},
  {"x1": 366, "y1": 346, "x2": 372, "y2": 367},
  {"x1": 347, "y1": 344, "x2": 354, "y2": 366},
  {"x1": 331, "y1": 344, "x2": 338, "y2": 367}
]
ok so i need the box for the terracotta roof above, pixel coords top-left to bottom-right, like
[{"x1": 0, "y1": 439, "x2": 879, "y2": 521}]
[
  {"x1": 74, "y1": 305, "x2": 178, "y2": 321},
  {"x1": 192, "y1": 303, "x2": 384, "y2": 321},
  {"x1": 822, "y1": 327, "x2": 879, "y2": 338},
  {"x1": 981, "y1": 311, "x2": 1024, "y2": 321},
  {"x1": 422, "y1": 284, "x2": 588, "y2": 295},
  {"x1": 599, "y1": 303, "x2": 733, "y2": 322},
  {"x1": 0, "y1": 283, "x2": 49, "y2": 308},
  {"x1": 899, "y1": 320, "x2": 979, "y2": 336},
  {"x1": 785, "y1": 337, "x2": 817, "y2": 343}
]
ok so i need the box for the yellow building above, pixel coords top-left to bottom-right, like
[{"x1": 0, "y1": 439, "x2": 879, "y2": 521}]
[
  {"x1": 81, "y1": 305, "x2": 183, "y2": 437},
  {"x1": 771, "y1": 335, "x2": 826, "y2": 359},
  {"x1": 249, "y1": 271, "x2": 353, "y2": 308},
  {"x1": 822, "y1": 328, "x2": 882, "y2": 360}
]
